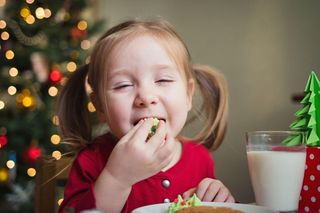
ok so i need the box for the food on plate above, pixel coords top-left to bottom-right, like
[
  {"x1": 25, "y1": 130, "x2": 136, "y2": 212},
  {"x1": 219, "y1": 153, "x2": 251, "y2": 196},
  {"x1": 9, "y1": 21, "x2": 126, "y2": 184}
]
[{"x1": 168, "y1": 194, "x2": 244, "y2": 213}]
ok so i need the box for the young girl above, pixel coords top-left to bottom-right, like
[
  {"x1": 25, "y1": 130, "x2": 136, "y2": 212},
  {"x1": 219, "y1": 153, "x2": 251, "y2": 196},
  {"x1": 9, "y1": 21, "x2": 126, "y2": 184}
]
[{"x1": 57, "y1": 19, "x2": 234, "y2": 213}]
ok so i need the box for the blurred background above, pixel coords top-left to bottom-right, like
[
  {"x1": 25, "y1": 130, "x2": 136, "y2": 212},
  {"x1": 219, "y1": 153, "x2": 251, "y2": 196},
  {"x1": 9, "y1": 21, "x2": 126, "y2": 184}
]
[{"x1": 0, "y1": 0, "x2": 320, "y2": 212}]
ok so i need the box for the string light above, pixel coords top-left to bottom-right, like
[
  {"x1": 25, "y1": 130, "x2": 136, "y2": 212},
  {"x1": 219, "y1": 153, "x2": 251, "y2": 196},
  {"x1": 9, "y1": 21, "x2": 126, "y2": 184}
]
[
  {"x1": 27, "y1": 167, "x2": 36, "y2": 177},
  {"x1": 50, "y1": 134, "x2": 61, "y2": 145},
  {"x1": 20, "y1": 7, "x2": 30, "y2": 18},
  {"x1": 0, "y1": 168, "x2": 8, "y2": 182},
  {"x1": 77, "y1": 20, "x2": 88, "y2": 31},
  {"x1": 52, "y1": 150, "x2": 61, "y2": 160},
  {"x1": 22, "y1": 96, "x2": 33, "y2": 107},
  {"x1": 81, "y1": 40, "x2": 91, "y2": 50},
  {"x1": 35, "y1": 7, "x2": 45, "y2": 19},
  {"x1": 25, "y1": 15, "x2": 35, "y2": 24},
  {"x1": 0, "y1": 100, "x2": 5, "y2": 110},
  {"x1": 87, "y1": 102, "x2": 96, "y2": 112},
  {"x1": 26, "y1": 0, "x2": 34, "y2": 4},
  {"x1": 0, "y1": 20, "x2": 6, "y2": 29},
  {"x1": 48, "y1": 86, "x2": 58, "y2": 97},
  {"x1": 1, "y1": 31, "x2": 9, "y2": 40},
  {"x1": 44, "y1": 9, "x2": 51, "y2": 18},
  {"x1": 6, "y1": 160, "x2": 15, "y2": 169},
  {"x1": 8, "y1": 86, "x2": 17, "y2": 95},
  {"x1": 66, "y1": 62, "x2": 77, "y2": 72},
  {"x1": 9, "y1": 67, "x2": 18, "y2": 77},
  {"x1": 5, "y1": 50, "x2": 14, "y2": 60}
]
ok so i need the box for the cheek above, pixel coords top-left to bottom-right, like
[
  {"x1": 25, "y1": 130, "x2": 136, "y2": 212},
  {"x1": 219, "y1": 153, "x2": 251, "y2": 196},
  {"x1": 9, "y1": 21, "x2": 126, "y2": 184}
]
[{"x1": 105, "y1": 96, "x2": 132, "y2": 138}]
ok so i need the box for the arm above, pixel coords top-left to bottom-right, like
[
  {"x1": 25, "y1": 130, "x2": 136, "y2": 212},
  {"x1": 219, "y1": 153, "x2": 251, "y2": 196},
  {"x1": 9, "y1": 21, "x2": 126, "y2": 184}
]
[{"x1": 94, "y1": 118, "x2": 175, "y2": 213}]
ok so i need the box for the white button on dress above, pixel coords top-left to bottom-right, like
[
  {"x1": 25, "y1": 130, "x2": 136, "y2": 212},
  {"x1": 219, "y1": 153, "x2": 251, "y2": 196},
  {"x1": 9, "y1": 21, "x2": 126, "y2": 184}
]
[{"x1": 162, "y1": 179, "x2": 170, "y2": 188}]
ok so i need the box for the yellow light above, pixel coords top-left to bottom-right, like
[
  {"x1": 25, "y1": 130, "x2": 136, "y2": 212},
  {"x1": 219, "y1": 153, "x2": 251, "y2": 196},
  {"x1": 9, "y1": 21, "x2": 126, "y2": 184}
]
[
  {"x1": 9, "y1": 67, "x2": 18, "y2": 77},
  {"x1": 0, "y1": 0, "x2": 6, "y2": 7},
  {"x1": 66, "y1": 62, "x2": 77, "y2": 72},
  {"x1": 81, "y1": 40, "x2": 91, "y2": 50},
  {"x1": 57, "y1": 198, "x2": 64, "y2": 206},
  {"x1": 44, "y1": 9, "x2": 51, "y2": 18},
  {"x1": 0, "y1": 20, "x2": 6, "y2": 29},
  {"x1": 48, "y1": 86, "x2": 58, "y2": 97},
  {"x1": 27, "y1": 167, "x2": 36, "y2": 177},
  {"x1": 5, "y1": 50, "x2": 14, "y2": 60},
  {"x1": 0, "y1": 168, "x2": 8, "y2": 182},
  {"x1": 52, "y1": 115, "x2": 59, "y2": 125},
  {"x1": 51, "y1": 134, "x2": 61, "y2": 145},
  {"x1": 77, "y1": 20, "x2": 87, "y2": 30},
  {"x1": 0, "y1": 100, "x2": 5, "y2": 110},
  {"x1": 25, "y1": 15, "x2": 35, "y2": 24},
  {"x1": 22, "y1": 96, "x2": 33, "y2": 107},
  {"x1": 20, "y1": 7, "x2": 30, "y2": 18},
  {"x1": 87, "y1": 101, "x2": 96, "y2": 112},
  {"x1": 1, "y1": 31, "x2": 9, "y2": 40},
  {"x1": 8, "y1": 86, "x2": 17, "y2": 95},
  {"x1": 6, "y1": 160, "x2": 15, "y2": 169},
  {"x1": 52, "y1": 151, "x2": 61, "y2": 160},
  {"x1": 35, "y1": 7, "x2": 45, "y2": 19},
  {"x1": 26, "y1": 0, "x2": 34, "y2": 4}
]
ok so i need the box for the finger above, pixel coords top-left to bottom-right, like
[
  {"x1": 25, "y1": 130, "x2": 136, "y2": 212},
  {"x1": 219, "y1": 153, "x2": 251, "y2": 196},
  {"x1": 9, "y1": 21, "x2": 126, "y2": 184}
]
[
  {"x1": 225, "y1": 194, "x2": 235, "y2": 203},
  {"x1": 213, "y1": 187, "x2": 230, "y2": 202},
  {"x1": 146, "y1": 120, "x2": 166, "y2": 150},
  {"x1": 195, "y1": 178, "x2": 212, "y2": 200},
  {"x1": 182, "y1": 188, "x2": 196, "y2": 200},
  {"x1": 202, "y1": 181, "x2": 220, "y2": 202},
  {"x1": 153, "y1": 134, "x2": 175, "y2": 162},
  {"x1": 130, "y1": 118, "x2": 155, "y2": 143},
  {"x1": 120, "y1": 119, "x2": 145, "y2": 142}
]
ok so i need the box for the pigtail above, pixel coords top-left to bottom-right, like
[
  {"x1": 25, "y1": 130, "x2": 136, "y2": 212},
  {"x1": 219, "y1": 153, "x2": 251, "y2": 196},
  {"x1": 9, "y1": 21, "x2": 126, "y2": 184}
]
[
  {"x1": 56, "y1": 64, "x2": 91, "y2": 150},
  {"x1": 192, "y1": 64, "x2": 229, "y2": 151}
]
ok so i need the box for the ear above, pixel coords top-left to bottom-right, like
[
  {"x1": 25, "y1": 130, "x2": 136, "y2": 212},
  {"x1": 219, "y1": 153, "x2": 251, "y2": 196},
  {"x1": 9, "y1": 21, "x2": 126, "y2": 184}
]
[
  {"x1": 89, "y1": 93, "x2": 106, "y2": 122},
  {"x1": 186, "y1": 78, "x2": 195, "y2": 111}
]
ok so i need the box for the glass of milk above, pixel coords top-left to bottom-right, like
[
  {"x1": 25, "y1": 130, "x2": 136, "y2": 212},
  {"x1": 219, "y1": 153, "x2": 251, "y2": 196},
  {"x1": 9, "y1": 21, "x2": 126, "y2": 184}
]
[{"x1": 246, "y1": 131, "x2": 306, "y2": 212}]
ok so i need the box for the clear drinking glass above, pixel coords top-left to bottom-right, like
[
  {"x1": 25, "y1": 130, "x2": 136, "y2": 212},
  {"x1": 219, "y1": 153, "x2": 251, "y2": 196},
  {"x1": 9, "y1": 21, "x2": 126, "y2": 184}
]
[{"x1": 246, "y1": 131, "x2": 306, "y2": 212}]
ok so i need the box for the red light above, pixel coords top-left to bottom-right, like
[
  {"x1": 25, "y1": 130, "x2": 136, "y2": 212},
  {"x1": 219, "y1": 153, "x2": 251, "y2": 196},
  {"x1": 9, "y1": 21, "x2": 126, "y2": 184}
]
[
  {"x1": 27, "y1": 146, "x2": 41, "y2": 161},
  {"x1": 50, "y1": 70, "x2": 62, "y2": 83},
  {"x1": 0, "y1": 135, "x2": 7, "y2": 148}
]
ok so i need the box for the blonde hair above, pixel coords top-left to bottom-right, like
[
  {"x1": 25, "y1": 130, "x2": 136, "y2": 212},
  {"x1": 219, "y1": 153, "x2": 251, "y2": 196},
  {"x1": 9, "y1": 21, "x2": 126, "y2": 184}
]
[{"x1": 57, "y1": 19, "x2": 228, "y2": 151}]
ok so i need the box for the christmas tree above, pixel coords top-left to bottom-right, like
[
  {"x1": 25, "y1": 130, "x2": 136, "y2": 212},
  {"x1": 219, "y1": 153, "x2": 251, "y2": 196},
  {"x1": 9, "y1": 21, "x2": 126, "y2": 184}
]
[
  {"x1": 0, "y1": 0, "x2": 103, "y2": 212},
  {"x1": 284, "y1": 71, "x2": 320, "y2": 146}
]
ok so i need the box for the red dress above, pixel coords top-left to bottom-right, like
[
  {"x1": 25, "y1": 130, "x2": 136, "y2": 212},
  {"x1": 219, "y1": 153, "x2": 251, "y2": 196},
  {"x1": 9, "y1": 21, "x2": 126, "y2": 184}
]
[{"x1": 59, "y1": 133, "x2": 215, "y2": 213}]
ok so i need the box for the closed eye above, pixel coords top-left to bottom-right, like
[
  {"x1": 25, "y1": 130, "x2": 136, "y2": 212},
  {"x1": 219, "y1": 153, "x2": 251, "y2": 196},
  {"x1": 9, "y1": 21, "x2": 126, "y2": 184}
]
[
  {"x1": 156, "y1": 79, "x2": 174, "y2": 85},
  {"x1": 113, "y1": 83, "x2": 133, "y2": 90}
]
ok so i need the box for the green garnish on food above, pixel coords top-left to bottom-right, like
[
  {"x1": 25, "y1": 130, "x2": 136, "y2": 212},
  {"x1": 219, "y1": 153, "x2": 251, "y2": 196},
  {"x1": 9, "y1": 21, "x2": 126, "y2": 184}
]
[
  {"x1": 148, "y1": 118, "x2": 159, "y2": 138},
  {"x1": 168, "y1": 194, "x2": 202, "y2": 213}
]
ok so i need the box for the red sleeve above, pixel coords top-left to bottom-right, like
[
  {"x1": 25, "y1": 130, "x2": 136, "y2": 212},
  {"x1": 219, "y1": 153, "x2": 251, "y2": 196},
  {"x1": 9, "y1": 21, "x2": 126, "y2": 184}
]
[{"x1": 59, "y1": 134, "x2": 115, "y2": 213}]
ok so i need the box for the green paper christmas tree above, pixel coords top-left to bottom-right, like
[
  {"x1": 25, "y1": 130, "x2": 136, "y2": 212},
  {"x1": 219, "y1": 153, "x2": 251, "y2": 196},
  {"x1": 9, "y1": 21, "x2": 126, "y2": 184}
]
[{"x1": 284, "y1": 71, "x2": 320, "y2": 147}]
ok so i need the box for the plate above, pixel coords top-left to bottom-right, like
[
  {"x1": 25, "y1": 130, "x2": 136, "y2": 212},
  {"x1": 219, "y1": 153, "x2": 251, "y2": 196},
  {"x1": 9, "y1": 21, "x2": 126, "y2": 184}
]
[{"x1": 132, "y1": 202, "x2": 278, "y2": 213}]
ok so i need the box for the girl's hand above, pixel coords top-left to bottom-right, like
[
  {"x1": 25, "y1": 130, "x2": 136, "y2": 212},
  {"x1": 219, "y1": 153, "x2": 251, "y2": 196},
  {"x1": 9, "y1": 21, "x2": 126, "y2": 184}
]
[
  {"x1": 104, "y1": 118, "x2": 175, "y2": 187},
  {"x1": 183, "y1": 178, "x2": 235, "y2": 202}
]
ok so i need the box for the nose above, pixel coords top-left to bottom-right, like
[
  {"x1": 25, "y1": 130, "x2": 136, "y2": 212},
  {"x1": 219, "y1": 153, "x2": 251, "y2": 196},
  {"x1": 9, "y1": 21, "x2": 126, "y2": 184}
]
[{"x1": 134, "y1": 87, "x2": 158, "y2": 107}]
